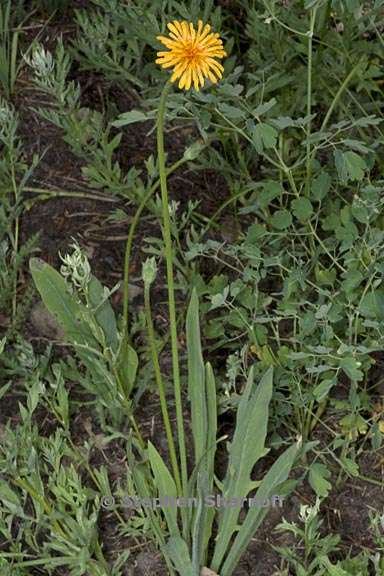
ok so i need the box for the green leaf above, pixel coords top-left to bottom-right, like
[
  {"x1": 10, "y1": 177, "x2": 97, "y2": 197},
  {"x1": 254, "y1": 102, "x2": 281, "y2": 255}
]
[
  {"x1": 305, "y1": 0, "x2": 327, "y2": 8},
  {"x1": 253, "y1": 98, "x2": 276, "y2": 116},
  {"x1": 212, "y1": 367, "x2": 273, "y2": 571},
  {"x1": 29, "y1": 258, "x2": 97, "y2": 349},
  {"x1": 219, "y1": 441, "x2": 300, "y2": 576},
  {"x1": 164, "y1": 537, "x2": 194, "y2": 576},
  {"x1": 147, "y1": 442, "x2": 179, "y2": 538},
  {"x1": 354, "y1": 115, "x2": 382, "y2": 127},
  {"x1": 244, "y1": 223, "x2": 266, "y2": 244},
  {"x1": 218, "y1": 103, "x2": 245, "y2": 120},
  {"x1": 341, "y1": 270, "x2": 363, "y2": 294},
  {"x1": 0, "y1": 381, "x2": 11, "y2": 402},
  {"x1": 319, "y1": 557, "x2": 349, "y2": 576},
  {"x1": 335, "y1": 221, "x2": 359, "y2": 245},
  {"x1": 205, "y1": 362, "x2": 217, "y2": 482},
  {"x1": 292, "y1": 198, "x2": 313, "y2": 222},
  {"x1": 351, "y1": 201, "x2": 370, "y2": 224},
  {"x1": 313, "y1": 378, "x2": 336, "y2": 402},
  {"x1": 187, "y1": 289, "x2": 207, "y2": 467},
  {"x1": 201, "y1": 362, "x2": 218, "y2": 558},
  {"x1": 192, "y1": 470, "x2": 210, "y2": 574},
  {"x1": 334, "y1": 150, "x2": 367, "y2": 183},
  {"x1": 311, "y1": 170, "x2": 331, "y2": 201},
  {"x1": 209, "y1": 287, "x2": 229, "y2": 310},
  {"x1": 315, "y1": 266, "x2": 336, "y2": 286},
  {"x1": 340, "y1": 357, "x2": 364, "y2": 382},
  {"x1": 183, "y1": 141, "x2": 205, "y2": 161},
  {"x1": 88, "y1": 276, "x2": 118, "y2": 352},
  {"x1": 111, "y1": 110, "x2": 150, "y2": 127},
  {"x1": 271, "y1": 116, "x2": 296, "y2": 129},
  {"x1": 360, "y1": 290, "x2": 384, "y2": 320},
  {"x1": 343, "y1": 138, "x2": 370, "y2": 154},
  {"x1": 257, "y1": 180, "x2": 282, "y2": 209},
  {"x1": 308, "y1": 462, "x2": 332, "y2": 497},
  {"x1": 115, "y1": 337, "x2": 138, "y2": 397},
  {"x1": 271, "y1": 210, "x2": 292, "y2": 230},
  {"x1": 252, "y1": 122, "x2": 278, "y2": 153},
  {"x1": 0, "y1": 480, "x2": 23, "y2": 514},
  {"x1": 340, "y1": 456, "x2": 359, "y2": 477},
  {"x1": 126, "y1": 442, "x2": 170, "y2": 557}
]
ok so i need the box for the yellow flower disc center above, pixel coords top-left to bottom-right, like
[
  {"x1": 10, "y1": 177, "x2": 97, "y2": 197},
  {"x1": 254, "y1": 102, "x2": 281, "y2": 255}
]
[{"x1": 186, "y1": 46, "x2": 199, "y2": 60}]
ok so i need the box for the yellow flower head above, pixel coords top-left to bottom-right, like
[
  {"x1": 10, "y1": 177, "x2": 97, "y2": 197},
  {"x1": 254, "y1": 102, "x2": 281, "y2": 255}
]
[{"x1": 156, "y1": 20, "x2": 226, "y2": 91}]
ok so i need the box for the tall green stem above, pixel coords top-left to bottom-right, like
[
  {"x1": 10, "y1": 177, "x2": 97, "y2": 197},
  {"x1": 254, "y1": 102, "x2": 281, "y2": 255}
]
[
  {"x1": 122, "y1": 155, "x2": 187, "y2": 338},
  {"x1": 11, "y1": 158, "x2": 19, "y2": 321},
  {"x1": 305, "y1": 8, "x2": 317, "y2": 197},
  {"x1": 157, "y1": 81, "x2": 188, "y2": 499},
  {"x1": 320, "y1": 62, "x2": 362, "y2": 132},
  {"x1": 144, "y1": 282, "x2": 182, "y2": 496}
]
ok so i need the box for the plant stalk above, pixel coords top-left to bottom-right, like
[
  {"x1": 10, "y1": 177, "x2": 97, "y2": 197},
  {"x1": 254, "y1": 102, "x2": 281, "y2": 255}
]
[
  {"x1": 122, "y1": 155, "x2": 188, "y2": 338},
  {"x1": 305, "y1": 8, "x2": 317, "y2": 197},
  {"x1": 144, "y1": 282, "x2": 182, "y2": 496},
  {"x1": 156, "y1": 81, "x2": 188, "y2": 502}
]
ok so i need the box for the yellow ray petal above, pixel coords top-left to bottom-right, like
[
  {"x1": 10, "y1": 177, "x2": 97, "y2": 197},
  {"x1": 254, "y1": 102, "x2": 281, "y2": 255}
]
[
  {"x1": 178, "y1": 68, "x2": 188, "y2": 89},
  {"x1": 173, "y1": 20, "x2": 185, "y2": 37},
  {"x1": 167, "y1": 22, "x2": 183, "y2": 39},
  {"x1": 207, "y1": 70, "x2": 218, "y2": 83},
  {"x1": 195, "y1": 64, "x2": 205, "y2": 88},
  {"x1": 170, "y1": 59, "x2": 189, "y2": 82},
  {"x1": 184, "y1": 66, "x2": 193, "y2": 90},
  {"x1": 196, "y1": 20, "x2": 204, "y2": 38},
  {"x1": 189, "y1": 22, "x2": 196, "y2": 43},
  {"x1": 156, "y1": 36, "x2": 180, "y2": 49},
  {"x1": 206, "y1": 57, "x2": 224, "y2": 73},
  {"x1": 192, "y1": 66, "x2": 199, "y2": 91},
  {"x1": 181, "y1": 21, "x2": 190, "y2": 40},
  {"x1": 157, "y1": 59, "x2": 178, "y2": 69},
  {"x1": 200, "y1": 33, "x2": 222, "y2": 48},
  {"x1": 198, "y1": 23, "x2": 212, "y2": 43}
]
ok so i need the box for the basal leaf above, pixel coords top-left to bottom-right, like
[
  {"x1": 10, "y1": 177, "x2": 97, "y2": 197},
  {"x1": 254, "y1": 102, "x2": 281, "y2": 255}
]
[
  {"x1": 147, "y1": 442, "x2": 180, "y2": 538},
  {"x1": 211, "y1": 367, "x2": 273, "y2": 571},
  {"x1": 187, "y1": 289, "x2": 207, "y2": 467},
  {"x1": 164, "y1": 537, "x2": 194, "y2": 576},
  {"x1": 219, "y1": 441, "x2": 299, "y2": 576}
]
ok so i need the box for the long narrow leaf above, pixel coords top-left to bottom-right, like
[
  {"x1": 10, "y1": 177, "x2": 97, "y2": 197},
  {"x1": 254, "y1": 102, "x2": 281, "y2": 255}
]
[
  {"x1": 186, "y1": 288, "x2": 207, "y2": 467},
  {"x1": 164, "y1": 537, "x2": 194, "y2": 576},
  {"x1": 205, "y1": 362, "x2": 217, "y2": 485},
  {"x1": 192, "y1": 470, "x2": 209, "y2": 575},
  {"x1": 201, "y1": 362, "x2": 217, "y2": 560},
  {"x1": 220, "y1": 441, "x2": 300, "y2": 576},
  {"x1": 211, "y1": 366, "x2": 273, "y2": 571},
  {"x1": 147, "y1": 442, "x2": 180, "y2": 538},
  {"x1": 88, "y1": 276, "x2": 118, "y2": 352},
  {"x1": 115, "y1": 335, "x2": 138, "y2": 397},
  {"x1": 126, "y1": 441, "x2": 176, "y2": 576}
]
